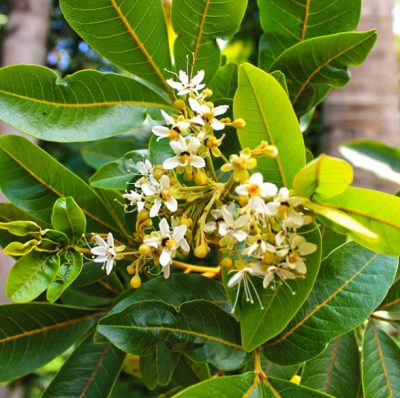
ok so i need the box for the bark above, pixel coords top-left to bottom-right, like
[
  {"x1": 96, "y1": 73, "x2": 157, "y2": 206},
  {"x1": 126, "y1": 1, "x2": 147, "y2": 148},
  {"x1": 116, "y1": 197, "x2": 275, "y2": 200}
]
[
  {"x1": 323, "y1": 0, "x2": 400, "y2": 192},
  {"x1": 0, "y1": 0, "x2": 52, "y2": 134}
]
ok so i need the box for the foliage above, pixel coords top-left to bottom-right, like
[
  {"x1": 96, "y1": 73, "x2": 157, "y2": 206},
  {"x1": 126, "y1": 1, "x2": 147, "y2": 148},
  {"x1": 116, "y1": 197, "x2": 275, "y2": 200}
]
[{"x1": 0, "y1": 1, "x2": 399, "y2": 397}]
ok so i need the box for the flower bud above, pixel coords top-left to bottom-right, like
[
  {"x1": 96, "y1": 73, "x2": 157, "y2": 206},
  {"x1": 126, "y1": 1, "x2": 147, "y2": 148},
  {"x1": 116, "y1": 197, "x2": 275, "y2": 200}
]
[
  {"x1": 130, "y1": 274, "x2": 142, "y2": 289},
  {"x1": 194, "y1": 242, "x2": 209, "y2": 259},
  {"x1": 194, "y1": 169, "x2": 208, "y2": 186},
  {"x1": 143, "y1": 219, "x2": 153, "y2": 228},
  {"x1": 126, "y1": 264, "x2": 136, "y2": 275},
  {"x1": 174, "y1": 99, "x2": 186, "y2": 112},
  {"x1": 221, "y1": 257, "x2": 233, "y2": 269},
  {"x1": 137, "y1": 210, "x2": 149, "y2": 223},
  {"x1": 153, "y1": 167, "x2": 165, "y2": 180},
  {"x1": 139, "y1": 244, "x2": 152, "y2": 256},
  {"x1": 231, "y1": 118, "x2": 246, "y2": 129},
  {"x1": 238, "y1": 195, "x2": 249, "y2": 207},
  {"x1": 184, "y1": 169, "x2": 193, "y2": 182},
  {"x1": 203, "y1": 88, "x2": 213, "y2": 98},
  {"x1": 180, "y1": 216, "x2": 193, "y2": 228}
]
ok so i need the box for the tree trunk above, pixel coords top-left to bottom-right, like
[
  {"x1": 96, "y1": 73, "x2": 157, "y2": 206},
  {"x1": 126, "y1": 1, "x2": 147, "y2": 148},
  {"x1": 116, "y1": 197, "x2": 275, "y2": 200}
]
[
  {"x1": 323, "y1": 0, "x2": 400, "y2": 192},
  {"x1": 0, "y1": 0, "x2": 52, "y2": 134}
]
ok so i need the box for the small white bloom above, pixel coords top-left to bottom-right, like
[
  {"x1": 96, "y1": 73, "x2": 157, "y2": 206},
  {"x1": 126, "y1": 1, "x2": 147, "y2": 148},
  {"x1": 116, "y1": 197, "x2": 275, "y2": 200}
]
[
  {"x1": 163, "y1": 136, "x2": 205, "y2": 170},
  {"x1": 242, "y1": 239, "x2": 276, "y2": 258},
  {"x1": 143, "y1": 218, "x2": 190, "y2": 278},
  {"x1": 149, "y1": 175, "x2": 178, "y2": 217},
  {"x1": 236, "y1": 173, "x2": 278, "y2": 213},
  {"x1": 218, "y1": 205, "x2": 249, "y2": 243},
  {"x1": 122, "y1": 190, "x2": 146, "y2": 212},
  {"x1": 134, "y1": 160, "x2": 157, "y2": 188},
  {"x1": 152, "y1": 110, "x2": 191, "y2": 141},
  {"x1": 167, "y1": 70, "x2": 206, "y2": 96},
  {"x1": 90, "y1": 233, "x2": 124, "y2": 275},
  {"x1": 189, "y1": 98, "x2": 229, "y2": 131}
]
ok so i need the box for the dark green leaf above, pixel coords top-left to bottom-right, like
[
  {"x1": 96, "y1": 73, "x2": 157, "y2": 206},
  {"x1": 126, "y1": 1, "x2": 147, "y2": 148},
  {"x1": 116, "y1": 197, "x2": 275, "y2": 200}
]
[
  {"x1": 271, "y1": 31, "x2": 377, "y2": 115},
  {"x1": 51, "y1": 197, "x2": 86, "y2": 242},
  {"x1": 0, "y1": 65, "x2": 170, "y2": 142},
  {"x1": 97, "y1": 300, "x2": 246, "y2": 371},
  {"x1": 210, "y1": 63, "x2": 238, "y2": 100},
  {"x1": 47, "y1": 251, "x2": 84, "y2": 303},
  {"x1": 302, "y1": 332, "x2": 360, "y2": 398},
  {"x1": 321, "y1": 226, "x2": 347, "y2": 259},
  {"x1": 340, "y1": 139, "x2": 400, "y2": 185},
  {"x1": 233, "y1": 63, "x2": 306, "y2": 187},
  {"x1": 43, "y1": 333, "x2": 124, "y2": 398},
  {"x1": 270, "y1": 70, "x2": 288, "y2": 94},
  {"x1": 0, "y1": 303, "x2": 98, "y2": 382},
  {"x1": 264, "y1": 242, "x2": 398, "y2": 365},
  {"x1": 90, "y1": 150, "x2": 147, "y2": 190},
  {"x1": 380, "y1": 279, "x2": 400, "y2": 312},
  {"x1": 240, "y1": 222, "x2": 321, "y2": 351},
  {"x1": 60, "y1": 0, "x2": 172, "y2": 92},
  {"x1": 258, "y1": 0, "x2": 362, "y2": 69},
  {"x1": 0, "y1": 135, "x2": 126, "y2": 236},
  {"x1": 6, "y1": 252, "x2": 60, "y2": 303},
  {"x1": 148, "y1": 134, "x2": 174, "y2": 166},
  {"x1": 172, "y1": 354, "x2": 210, "y2": 388},
  {"x1": 140, "y1": 342, "x2": 181, "y2": 390},
  {"x1": 172, "y1": 0, "x2": 247, "y2": 84},
  {"x1": 362, "y1": 321, "x2": 400, "y2": 398}
]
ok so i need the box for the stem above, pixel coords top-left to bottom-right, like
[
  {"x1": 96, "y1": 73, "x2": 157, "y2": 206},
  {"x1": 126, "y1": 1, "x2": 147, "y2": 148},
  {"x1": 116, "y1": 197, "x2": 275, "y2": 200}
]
[
  {"x1": 254, "y1": 349, "x2": 267, "y2": 381},
  {"x1": 205, "y1": 151, "x2": 218, "y2": 181},
  {"x1": 172, "y1": 260, "x2": 220, "y2": 275}
]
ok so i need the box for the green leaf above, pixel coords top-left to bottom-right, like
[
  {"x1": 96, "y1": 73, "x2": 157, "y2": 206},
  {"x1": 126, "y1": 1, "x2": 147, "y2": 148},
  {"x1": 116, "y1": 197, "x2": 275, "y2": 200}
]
[
  {"x1": 6, "y1": 252, "x2": 60, "y2": 303},
  {"x1": 240, "y1": 223, "x2": 321, "y2": 351},
  {"x1": 0, "y1": 135, "x2": 125, "y2": 236},
  {"x1": 60, "y1": 0, "x2": 172, "y2": 93},
  {"x1": 362, "y1": 321, "x2": 400, "y2": 398},
  {"x1": 148, "y1": 134, "x2": 175, "y2": 166},
  {"x1": 301, "y1": 332, "x2": 361, "y2": 398},
  {"x1": 0, "y1": 65, "x2": 170, "y2": 142},
  {"x1": 258, "y1": 0, "x2": 362, "y2": 70},
  {"x1": 47, "y1": 251, "x2": 84, "y2": 303},
  {"x1": 271, "y1": 31, "x2": 377, "y2": 116},
  {"x1": 82, "y1": 137, "x2": 144, "y2": 169},
  {"x1": 233, "y1": 63, "x2": 306, "y2": 187},
  {"x1": 172, "y1": 354, "x2": 211, "y2": 388},
  {"x1": 380, "y1": 278, "x2": 400, "y2": 312},
  {"x1": 2, "y1": 239, "x2": 41, "y2": 256},
  {"x1": 321, "y1": 226, "x2": 347, "y2": 259},
  {"x1": 51, "y1": 197, "x2": 86, "y2": 242},
  {"x1": 264, "y1": 242, "x2": 398, "y2": 365},
  {"x1": 0, "y1": 220, "x2": 41, "y2": 236},
  {"x1": 43, "y1": 333, "x2": 124, "y2": 398},
  {"x1": 260, "y1": 353, "x2": 300, "y2": 380},
  {"x1": 270, "y1": 70, "x2": 288, "y2": 95},
  {"x1": 210, "y1": 63, "x2": 238, "y2": 100},
  {"x1": 340, "y1": 139, "x2": 400, "y2": 185},
  {"x1": 293, "y1": 155, "x2": 353, "y2": 199},
  {"x1": 0, "y1": 303, "x2": 98, "y2": 382},
  {"x1": 174, "y1": 372, "x2": 333, "y2": 397},
  {"x1": 97, "y1": 300, "x2": 246, "y2": 371},
  {"x1": 140, "y1": 342, "x2": 181, "y2": 390},
  {"x1": 90, "y1": 150, "x2": 147, "y2": 190},
  {"x1": 316, "y1": 187, "x2": 400, "y2": 256},
  {"x1": 172, "y1": 0, "x2": 247, "y2": 84}
]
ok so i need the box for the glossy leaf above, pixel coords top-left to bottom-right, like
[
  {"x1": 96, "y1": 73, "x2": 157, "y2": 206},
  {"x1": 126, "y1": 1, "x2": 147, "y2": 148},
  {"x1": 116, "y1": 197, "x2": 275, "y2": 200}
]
[
  {"x1": 0, "y1": 135, "x2": 124, "y2": 236},
  {"x1": 43, "y1": 333, "x2": 124, "y2": 398},
  {"x1": 172, "y1": 354, "x2": 210, "y2": 388},
  {"x1": 140, "y1": 342, "x2": 181, "y2": 390},
  {"x1": 97, "y1": 300, "x2": 246, "y2": 371},
  {"x1": 2, "y1": 239, "x2": 41, "y2": 256},
  {"x1": 47, "y1": 251, "x2": 84, "y2": 303},
  {"x1": 81, "y1": 137, "x2": 143, "y2": 169},
  {"x1": 60, "y1": 0, "x2": 172, "y2": 92},
  {"x1": 264, "y1": 242, "x2": 398, "y2": 365},
  {"x1": 302, "y1": 332, "x2": 361, "y2": 398},
  {"x1": 362, "y1": 321, "x2": 400, "y2": 398},
  {"x1": 0, "y1": 65, "x2": 170, "y2": 142},
  {"x1": 258, "y1": 0, "x2": 362, "y2": 69},
  {"x1": 321, "y1": 226, "x2": 347, "y2": 259},
  {"x1": 51, "y1": 197, "x2": 86, "y2": 242},
  {"x1": 210, "y1": 63, "x2": 238, "y2": 100},
  {"x1": 0, "y1": 303, "x2": 98, "y2": 382},
  {"x1": 172, "y1": 0, "x2": 248, "y2": 84},
  {"x1": 240, "y1": 222, "x2": 321, "y2": 351},
  {"x1": 380, "y1": 279, "x2": 400, "y2": 312},
  {"x1": 6, "y1": 252, "x2": 60, "y2": 303},
  {"x1": 0, "y1": 220, "x2": 41, "y2": 237},
  {"x1": 340, "y1": 139, "x2": 400, "y2": 185},
  {"x1": 174, "y1": 372, "x2": 333, "y2": 397},
  {"x1": 293, "y1": 155, "x2": 353, "y2": 199},
  {"x1": 317, "y1": 187, "x2": 400, "y2": 255},
  {"x1": 271, "y1": 31, "x2": 377, "y2": 115},
  {"x1": 233, "y1": 63, "x2": 306, "y2": 187},
  {"x1": 90, "y1": 150, "x2": 147, "y2": 190}
]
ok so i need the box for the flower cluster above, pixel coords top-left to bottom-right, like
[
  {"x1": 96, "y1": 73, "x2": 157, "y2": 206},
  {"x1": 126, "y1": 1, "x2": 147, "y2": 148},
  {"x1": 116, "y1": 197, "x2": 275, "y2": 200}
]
[{"x1": 89, "y1": 68, "x2": 317, "y2": 311}]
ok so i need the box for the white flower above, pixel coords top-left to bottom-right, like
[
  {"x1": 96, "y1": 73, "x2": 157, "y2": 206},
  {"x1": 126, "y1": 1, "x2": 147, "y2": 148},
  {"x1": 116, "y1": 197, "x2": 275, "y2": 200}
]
[
  {"x1": 262, "y1": 265, "x2": 296, "y2": 289},
  {"x1": 242, "y1": 239, "x2": 276, "y2": 258},
  {"x1": 152, "y1": 110, "x2": 191, "y2": 141},
  {"x1": 143, "y1": 218, "x2": 190, "y2": 278},
  {"x1": 163, "y1": 136, "x2": 205, "y2": 170},
  {"x1": 122, "y1": 190, "x2": 146, "y2": 212},
  {"x1": 134, "y1": 160, "x2": 157, "y2": 188},
  {"x1": 149, "y1": 175, "x2": 178, "y2": 217},
  {"x1": 90, "y1": 233, "x2": 124, "y2": 275},
  {"x1": 236, "y1": 173, "x2": 278, "y2": 213},
  {"x1": 189, "y1": 98, "x2": 229, "y2": 131},
  {"x1": 218, "y1": 205, "x2": 248, "y2": 242},
  {"x1": 167, "y1": 70, "x2": 206, "y2": 96}
]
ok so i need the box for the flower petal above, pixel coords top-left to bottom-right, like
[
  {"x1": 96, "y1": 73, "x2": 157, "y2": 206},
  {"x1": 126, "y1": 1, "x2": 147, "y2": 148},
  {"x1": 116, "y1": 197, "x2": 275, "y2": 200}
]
[
  {"x1": 160, "y1": 248, "x2": 172, "y2": 266},
  {"x1": 163, "y1": 156, "x2": 181, "y2": 170},
  {"x1": 159, "y1": 218, "x2": 170, "y2": 236},
  {"x1": 190, "y1": 155, "x2": 206, "y2": 168},
  {"x1": 172, "y1": 224, "x2": 187, "y2": 242},
  {"x1": 150, "y1": 199, "x2": 162, "y2": 218}
]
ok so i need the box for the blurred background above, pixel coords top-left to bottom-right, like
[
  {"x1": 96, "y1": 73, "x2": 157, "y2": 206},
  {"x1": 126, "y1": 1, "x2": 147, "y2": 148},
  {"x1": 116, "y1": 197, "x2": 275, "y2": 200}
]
[{"x1": 0, "y1": 0, "x2": 399, "y2": 396}]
